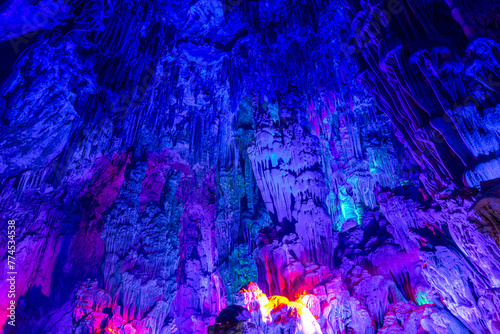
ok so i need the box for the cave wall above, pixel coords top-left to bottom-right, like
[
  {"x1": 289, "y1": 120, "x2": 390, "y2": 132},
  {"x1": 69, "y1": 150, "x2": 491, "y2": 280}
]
[{"x1": 0, "y1": 0, "x2": 500, "y2": 333}]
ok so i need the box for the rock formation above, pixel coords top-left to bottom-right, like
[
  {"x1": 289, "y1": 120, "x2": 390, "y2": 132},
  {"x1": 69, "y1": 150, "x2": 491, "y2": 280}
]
[{"x1": 0, "y1": 0, "x2": 500, "y2": 333}]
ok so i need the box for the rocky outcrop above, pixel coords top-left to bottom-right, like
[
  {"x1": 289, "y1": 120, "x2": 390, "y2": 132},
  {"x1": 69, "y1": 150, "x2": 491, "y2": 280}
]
[{"x1": 1, "y1": 0, "x2": 500, "y2": 333}]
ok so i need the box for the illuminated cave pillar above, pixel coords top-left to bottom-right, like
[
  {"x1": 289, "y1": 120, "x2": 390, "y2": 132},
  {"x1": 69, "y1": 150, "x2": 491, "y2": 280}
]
[
  {"x1": 247, "y1": 92, "x2": 337, "y2": 268},
  {"x1": 339, "y1": 185, "x2": 358, "y2": 223}
]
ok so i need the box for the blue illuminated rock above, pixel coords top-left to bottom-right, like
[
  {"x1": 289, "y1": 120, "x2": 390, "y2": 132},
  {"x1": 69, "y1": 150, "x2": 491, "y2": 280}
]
[{"x1": 0, "y1": 0, "x2": 500, "y2": 333}]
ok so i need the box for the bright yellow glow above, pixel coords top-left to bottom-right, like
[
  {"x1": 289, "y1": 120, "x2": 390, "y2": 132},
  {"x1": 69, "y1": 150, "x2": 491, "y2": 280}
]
[{"x1": 238, "y1": 283, "x2": 322, "y2": 333}]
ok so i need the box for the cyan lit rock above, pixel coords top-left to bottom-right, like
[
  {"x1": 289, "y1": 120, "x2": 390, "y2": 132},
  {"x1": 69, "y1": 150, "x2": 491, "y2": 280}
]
[{"x1": 0, "y1": 0, "x2": 500, "y2": 333}]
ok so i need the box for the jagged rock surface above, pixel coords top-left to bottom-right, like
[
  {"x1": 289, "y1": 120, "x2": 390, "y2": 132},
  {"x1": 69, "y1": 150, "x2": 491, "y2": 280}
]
[{"x1": 0, "y1": 0, "x2": 500, "y2": 333}]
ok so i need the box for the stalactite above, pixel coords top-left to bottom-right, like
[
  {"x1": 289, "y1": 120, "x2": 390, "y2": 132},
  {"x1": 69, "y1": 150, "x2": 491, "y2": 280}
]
[{"x1": 2, "y1": 0, "x2": 500, "y2": 333}]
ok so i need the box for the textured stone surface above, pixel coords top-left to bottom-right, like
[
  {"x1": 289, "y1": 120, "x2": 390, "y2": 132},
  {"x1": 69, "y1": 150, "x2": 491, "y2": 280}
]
[{"x1": 0, "y1": 0, "x2": 500, "y2": 333}]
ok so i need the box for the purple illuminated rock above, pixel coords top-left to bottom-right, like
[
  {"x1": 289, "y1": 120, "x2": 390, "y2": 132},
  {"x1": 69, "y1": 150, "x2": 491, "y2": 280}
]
[{"x1": 1, "y1": 0, "x2": 500, "y2": 333}]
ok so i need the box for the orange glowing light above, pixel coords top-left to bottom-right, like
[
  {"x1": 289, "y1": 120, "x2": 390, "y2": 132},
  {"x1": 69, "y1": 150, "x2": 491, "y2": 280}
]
[
  {"x1": 296, "y1": 290, "x2": 309, "y2": 301},
  {"x1": 239, "y1": 282, "x2": 320, "y2": 328},
  {"x1": 238, "y1": 282, "x2": 261, "y2": 293},
  {"x1": 237, "y1": 282, "x2": 322, "y2": 333}
]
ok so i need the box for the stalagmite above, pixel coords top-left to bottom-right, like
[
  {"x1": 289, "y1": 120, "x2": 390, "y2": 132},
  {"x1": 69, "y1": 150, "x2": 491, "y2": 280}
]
[{"x1": 1, "y1": 0, "x2": 500, "y2": 333}]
